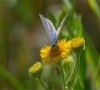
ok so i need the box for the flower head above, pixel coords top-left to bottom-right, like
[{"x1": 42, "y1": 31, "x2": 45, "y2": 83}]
[
  {"x1": 40, "y1": 39, "x2": 72, "y2": 64},
  {"x1": 29, "y1": 62, "x2": 42, "y2": 78},
  {"x1": 71, "y1": 37, "x2": 85, "y2": 52}
]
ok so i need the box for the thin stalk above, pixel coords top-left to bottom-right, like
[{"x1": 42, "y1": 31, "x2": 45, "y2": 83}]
[
  {"x1": 56, "y1": 61, "x2": 66, "y2": 90},
  {"x1": 60, "y1": 66, "x2": 66, "y2": 90},
  {"x1": 92, "y1": 55, "x2": 100, "y2": 90},
  {"x1": 0, "y1": 65, "x2": 26, "y2": 89},
  {"x1": 66, "y1": 52, "x2": 80, "y2": 88},
  {"x1": 38, "y1": 76, "x2": 47, "y2": 90}
]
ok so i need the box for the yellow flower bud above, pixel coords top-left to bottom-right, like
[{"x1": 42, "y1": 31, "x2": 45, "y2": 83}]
[
  {"x1": 29, "y1": 62, "x2": 42, "y2": 78},
  {"x1": 71, "y1": 37, "x2": 85, "y2": 52}
]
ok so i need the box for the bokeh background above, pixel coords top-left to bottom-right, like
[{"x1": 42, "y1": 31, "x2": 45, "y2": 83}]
[{"x1": 0, "y1": 0, "x2": 100, "y2": 90}]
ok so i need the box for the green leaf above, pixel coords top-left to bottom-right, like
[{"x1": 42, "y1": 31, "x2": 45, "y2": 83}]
[
  {"x1": 47, "y1": 82, "x2": 53, "y2": 90},
  {"x1": 83, "y1": 30, "x2": 100, "y2": 87},
  {"x1": 0, "y1": 65, "x2": 27, "y2": 89},
  {"x1": 87, "y1": 0, "x2": 100, "y2": 20},
  {"x1": 83, "y1": 30, "x2": 98, "y2": 74},
  {"x1": 60, "y1": 12, "x2": 83, "y2": 39},
  {"x1": 66, "y1": 53, "x2": 81, "y2": 88},
  {"x1": 61, "y1": 0, "x2": 72, "y2": 11},
  {"x1": 79, "y1": 51, "x2": 87, "y2": 79},
  {"x1": 73, "y1": 75, "x2": 85, "y2": 90}
]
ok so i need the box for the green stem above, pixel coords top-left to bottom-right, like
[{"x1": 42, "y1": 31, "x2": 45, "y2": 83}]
[
  {"x1": 60, "y1": 66, "x2": 66, "y2": 90},
  {"x1": 38, "y1": 76, "x2": 47, "y2": 90},
  {"x1": 92, "y1": 55, "x2": 100, "y2": 90},
  {"x1": 56, "y1": 61, "x2": 66, "y2": 90},
  {"x1": 66, "y1": 52, "x2": 80, "y2": 88},
  {"x1": 0, "y1": 65, "x2": 27, "y2": 89}
]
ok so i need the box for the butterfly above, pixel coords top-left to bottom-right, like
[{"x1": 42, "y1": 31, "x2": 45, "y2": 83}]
[{"x1": 39, "y1": 13, "x2": 68, "y2": 47}]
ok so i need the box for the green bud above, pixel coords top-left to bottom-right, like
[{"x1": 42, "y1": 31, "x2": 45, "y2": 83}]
[
  {"x1": 63, "y1": 56, "x2": 74, "y2": 79},
  {"x1": 29, "y1": 62, "x2": 43, "y2": 78}
]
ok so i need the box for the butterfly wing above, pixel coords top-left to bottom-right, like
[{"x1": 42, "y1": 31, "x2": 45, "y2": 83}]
[
  {"x1": 56, "y1": 14, "x2": 68, "y2": 37},
  {"x1": 39, "y1": 14, "x2": 57, "y2": 45}
]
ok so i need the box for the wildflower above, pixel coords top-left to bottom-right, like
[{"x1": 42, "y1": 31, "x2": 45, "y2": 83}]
[
  {"x1": 29, "y1": 62, "x2": 42, "y2": 78},
  {"x1": 40, "y1": 39, "x2": 72, "y2": 64},
  {"x1": 71, "y1": 37, "x2": 85, "y2": 52}
]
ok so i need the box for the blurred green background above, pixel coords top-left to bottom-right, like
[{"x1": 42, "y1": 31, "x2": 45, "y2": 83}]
[{"x1": 0, "y1": 0, "x2": 100, "y2": 90}]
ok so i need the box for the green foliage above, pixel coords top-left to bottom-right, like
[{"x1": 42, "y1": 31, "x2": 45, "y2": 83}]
[
  {"x1": 0, "y1": 65, "x2": 27, "y2": 89},
  {"x1": 87, "y1": 0, "x2": 100, "y2": 20},
  {"x1": 47, "y1": 82, "x2": 53, "y2": 90},
  {"x1": 0, "y1": 0, "x2": 100, "y2": 90},
  {"x1": 48, "y1": 0, "x2": 99, "y2": 89}
]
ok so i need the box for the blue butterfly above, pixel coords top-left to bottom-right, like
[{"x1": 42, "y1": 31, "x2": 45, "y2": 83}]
[{"x1": 39, "y1": 14, "x2": 68, "y2": 47}]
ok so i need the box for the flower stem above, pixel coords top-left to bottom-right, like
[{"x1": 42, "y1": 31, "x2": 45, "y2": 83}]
[
  {"x1": 56, "y1": 61, "x2": 66, "y2": 90},
  {"x1": 60, "y1": 66, "x2": 66, "y2": 90},
  {"x1": 38, "y1": 76, "x2": 47, "y2": 90},
  {"x1": 66, "y1": 52, "x2": 80, "y2": 88}
]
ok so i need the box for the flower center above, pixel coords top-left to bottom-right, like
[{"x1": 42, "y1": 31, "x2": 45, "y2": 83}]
[{"x1": 50, "y1": 45, "x2": 61, "y2": 57}]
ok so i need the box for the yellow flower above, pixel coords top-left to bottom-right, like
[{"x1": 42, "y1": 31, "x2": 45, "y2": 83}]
[
  {"x1": 71, "y1": 37, "x2": 85, "y2": 52},
  {"x1": 29, "y1": 62, "x2": 42, "y2": 77},
  {"x1": 40, "y1": 39, "x2": 72, "y2": 64}
]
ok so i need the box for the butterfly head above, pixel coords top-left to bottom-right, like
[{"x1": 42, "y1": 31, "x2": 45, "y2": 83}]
[{"x1": 52, "y1": 43, "x2": 56, "y2": 47}]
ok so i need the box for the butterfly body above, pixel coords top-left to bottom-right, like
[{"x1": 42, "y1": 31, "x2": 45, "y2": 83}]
[{"x1": 39, "y1": 14, "x2": 68, "y2": 46}]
